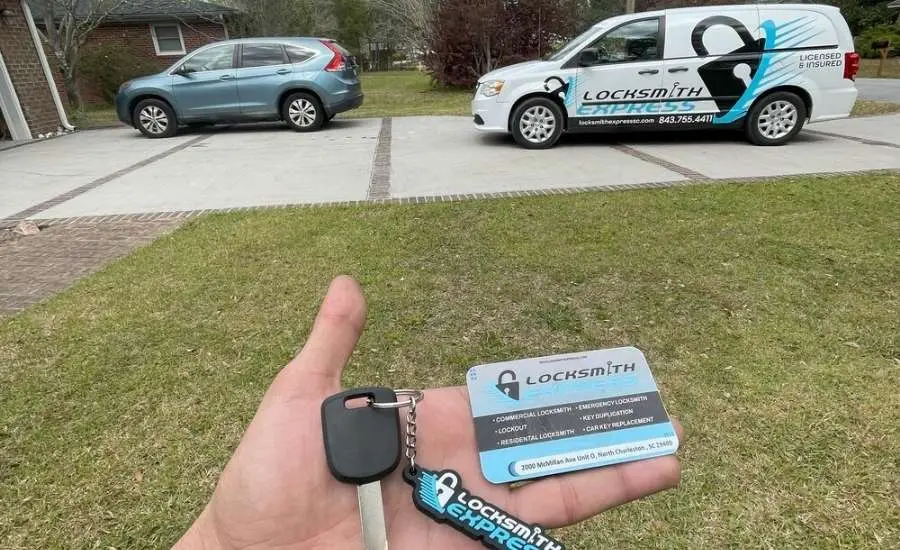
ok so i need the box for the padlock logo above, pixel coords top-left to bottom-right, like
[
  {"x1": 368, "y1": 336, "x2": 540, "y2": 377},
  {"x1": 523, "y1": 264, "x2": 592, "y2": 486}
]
[
  {"x1": 495, "y1": 370, "x2": 520, "y2": 400},
  {"x1": 690, "y1": 15, "x2": 766, "y2": 112},
  {"x1": 434, "y1": 471, "x2": 459, "y2": 509}
]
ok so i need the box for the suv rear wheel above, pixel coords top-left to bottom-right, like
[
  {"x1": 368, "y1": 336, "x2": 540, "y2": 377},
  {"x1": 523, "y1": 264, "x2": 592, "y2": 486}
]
[
  {"x1": 133, "y1": 99, "x2": 177, "y2": 139},
  {"x1": 283, "y1": 92, "x2": 325, "y2": 132},
  {"x1": 511, "y1": 97, "x2": 564, "y2": 149},
  {"x1": 745, "y1": 91, "x2": 806, "y2": 146}
]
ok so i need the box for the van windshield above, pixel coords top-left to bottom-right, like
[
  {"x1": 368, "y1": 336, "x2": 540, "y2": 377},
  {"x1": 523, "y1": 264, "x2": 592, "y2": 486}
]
[{"x1": 545, "y1": 25, "x2": 603, "y2": 62}]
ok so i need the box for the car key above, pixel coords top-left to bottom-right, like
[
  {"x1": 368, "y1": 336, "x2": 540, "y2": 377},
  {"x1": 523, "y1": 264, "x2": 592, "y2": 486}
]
[{"x1": 322, "y1": 387, "x2": 401, "y2": 550}]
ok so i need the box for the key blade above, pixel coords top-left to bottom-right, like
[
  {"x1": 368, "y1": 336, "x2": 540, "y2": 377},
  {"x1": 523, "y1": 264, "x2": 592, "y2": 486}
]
[{"x1": 358, "y1": 481, "x2": 388, "y2": 550}]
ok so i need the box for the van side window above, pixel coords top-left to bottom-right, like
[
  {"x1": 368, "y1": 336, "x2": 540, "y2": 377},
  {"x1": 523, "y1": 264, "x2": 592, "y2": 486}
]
[{"x1": 586, "y1": 18, "x2": 661, "y2": 65}]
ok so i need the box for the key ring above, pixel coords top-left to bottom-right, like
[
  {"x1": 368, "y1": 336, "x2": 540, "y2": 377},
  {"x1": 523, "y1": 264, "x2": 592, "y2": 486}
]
[{"x1": 367, "y1": 389, "x2": 424, "y2": 409}]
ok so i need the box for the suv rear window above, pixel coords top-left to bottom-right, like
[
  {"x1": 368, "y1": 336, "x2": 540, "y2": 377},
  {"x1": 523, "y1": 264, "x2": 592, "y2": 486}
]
[{"x1": 285, "y1": 44, "x2": 316, "y2": 63}]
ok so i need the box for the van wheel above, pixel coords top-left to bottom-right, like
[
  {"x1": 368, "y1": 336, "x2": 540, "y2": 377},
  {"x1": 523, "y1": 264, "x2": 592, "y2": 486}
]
[
  {"x1": 745, "y1": 91, "x2": 806, "y2": 146},
  {"x1": 283, "y1": 92, "x2": 324, "y2": 132},
  {"x1": 133, "y1": 99, "x2": 178, "y2": 138},
  {"x1": 511, "y1": 98, "x2": 564, "y2": 149}
]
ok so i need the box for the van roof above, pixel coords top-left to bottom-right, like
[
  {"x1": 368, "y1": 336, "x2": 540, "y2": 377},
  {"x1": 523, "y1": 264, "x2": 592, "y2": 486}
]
[{"x1": 593, "y1": 2, "x2": 839, "y2": 28}]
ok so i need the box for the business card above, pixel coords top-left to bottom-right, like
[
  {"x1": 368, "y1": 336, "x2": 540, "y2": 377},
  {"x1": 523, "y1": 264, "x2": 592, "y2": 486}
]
[{"x1": 466, "y1": 347, "x2": 679, "y2": 484}]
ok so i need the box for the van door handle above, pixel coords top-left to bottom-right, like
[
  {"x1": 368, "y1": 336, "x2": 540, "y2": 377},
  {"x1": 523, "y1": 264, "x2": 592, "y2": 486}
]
[
  {"x1": 219, "y1": 74, "x2": 234, "y2": 80},
  {"x1": 276, "y1": 68, "x2": 290, "y2": 75},
  {"x1": 668, "y1": 67, "x2": 689, "y2": 73},
  {"x1": 638, "y1": 69, "x2": 659, "y2": 75}
]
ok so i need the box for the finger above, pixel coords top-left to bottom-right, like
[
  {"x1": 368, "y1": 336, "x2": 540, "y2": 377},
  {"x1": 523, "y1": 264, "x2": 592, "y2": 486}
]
[
  {"x1": 273, "y1": 275, "x2": 367, "y2": 398},
  {"x1": 511, "y1": 417, "x2": 684, "y2": 528}
]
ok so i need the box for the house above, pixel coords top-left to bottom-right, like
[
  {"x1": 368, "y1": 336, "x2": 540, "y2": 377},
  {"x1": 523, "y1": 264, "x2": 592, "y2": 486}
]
[
  {"x1": 28, "y1": 0, "x2": 236, "y2": 104},
  {"x1": 0, "y1": 0, "x2": 70, "y2": 141}
]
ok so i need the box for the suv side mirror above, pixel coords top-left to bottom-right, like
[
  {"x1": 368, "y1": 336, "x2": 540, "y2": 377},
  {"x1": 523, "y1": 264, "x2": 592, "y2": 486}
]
[{"x1": 579, "y1": 48, "x2": 600, "y2": 67}]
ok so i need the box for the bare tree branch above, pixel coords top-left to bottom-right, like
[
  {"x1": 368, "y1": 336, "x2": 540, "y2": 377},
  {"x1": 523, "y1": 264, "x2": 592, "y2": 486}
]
[{"x1": 36, "y1": 0, "x2": 132, "y2": 108}]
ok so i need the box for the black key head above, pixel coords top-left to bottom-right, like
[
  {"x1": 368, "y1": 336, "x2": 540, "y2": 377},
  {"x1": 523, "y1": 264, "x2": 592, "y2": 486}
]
[{"x1": 321, "y1": 387, "x2": 402, "y2": 484}]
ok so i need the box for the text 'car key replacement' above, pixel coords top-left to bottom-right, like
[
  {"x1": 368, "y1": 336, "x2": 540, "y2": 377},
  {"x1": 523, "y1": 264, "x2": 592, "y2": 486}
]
[{"x1": 467, "y1": 346, "x2": 679, "y2": 484}]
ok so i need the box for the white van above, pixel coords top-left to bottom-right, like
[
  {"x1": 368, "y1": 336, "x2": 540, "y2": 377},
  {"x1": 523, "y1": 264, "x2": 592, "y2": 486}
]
[{"x1": 471, "y1": 3, "x2": 859, "y2": 149}]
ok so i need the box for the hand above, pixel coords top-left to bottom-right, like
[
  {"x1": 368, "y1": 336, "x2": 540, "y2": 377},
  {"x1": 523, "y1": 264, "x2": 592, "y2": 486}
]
[{"x1": 175, "y1": 276, "x2": 684, "y2": 549}]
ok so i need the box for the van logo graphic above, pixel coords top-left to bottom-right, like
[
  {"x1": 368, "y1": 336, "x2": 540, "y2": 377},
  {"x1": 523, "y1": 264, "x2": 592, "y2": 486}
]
[
  {"x1": 690, "y1": 15, "x2": 766, "y2": 112},
  {"x1": 495, "y1": 370, "x2": 520, "y2": 400},
  {"x1": 544, "y1": 76, "x2": 576, "y2": 106}
]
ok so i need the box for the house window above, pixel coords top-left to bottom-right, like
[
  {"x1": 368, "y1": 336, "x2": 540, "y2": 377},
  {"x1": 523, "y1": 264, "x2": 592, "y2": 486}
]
[{"x1": 151, "y1": 24, "x2": 185, "y2": 56}]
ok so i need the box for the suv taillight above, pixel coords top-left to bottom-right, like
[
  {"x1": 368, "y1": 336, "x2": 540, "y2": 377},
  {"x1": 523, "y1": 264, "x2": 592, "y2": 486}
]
[
  {"x1": 321, "y1": 40, "x2": 346, "y2": 72},
  {"x1": 844, "y1": 52, "x2": 860, "y2": 81}
]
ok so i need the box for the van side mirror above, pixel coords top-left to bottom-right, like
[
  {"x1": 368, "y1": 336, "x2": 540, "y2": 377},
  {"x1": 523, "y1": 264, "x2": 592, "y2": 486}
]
[{"x1": 579, "y1": 48, "x2": 600, "y2": 67}]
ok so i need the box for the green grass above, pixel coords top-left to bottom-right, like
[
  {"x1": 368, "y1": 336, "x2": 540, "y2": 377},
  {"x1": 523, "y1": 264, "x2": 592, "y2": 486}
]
[
  {"x1": 851, "y1": 99, "x2": 900, "y2": 117},
  {"x1": 859, "y1": 57, "x2": 900, "y2": 78},
  {"x1": 69, "y1": 104, "x2": 120, "y2": 128},
  {"x1": 346, "y1": 71, "x2": 470, "y2": 118},
  {"x1": 2, "y1": 175, "x2": 899, "y2": 549}
]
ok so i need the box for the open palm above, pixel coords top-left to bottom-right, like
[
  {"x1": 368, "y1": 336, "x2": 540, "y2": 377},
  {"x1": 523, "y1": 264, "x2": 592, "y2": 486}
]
[{"x1": 175, "y1": 277, "x2": 683, "y2": 550}]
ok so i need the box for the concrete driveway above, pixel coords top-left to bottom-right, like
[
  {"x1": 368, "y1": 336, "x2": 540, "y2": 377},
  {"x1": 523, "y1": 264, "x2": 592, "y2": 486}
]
[
  {"x1": 2, "y1": 115, "x2": 900, "y2": 221},
  {"x1": 856, "y1": 77, "x2": 900, "y2": 102}
]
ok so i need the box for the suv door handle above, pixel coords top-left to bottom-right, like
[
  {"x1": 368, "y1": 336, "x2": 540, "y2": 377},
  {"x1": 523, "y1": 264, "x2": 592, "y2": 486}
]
[
  {"x1": 668, "y1": 67, "x2": 689, "y2": 73},
  {"x1": 219, "y1": 74, "x2": 234, "y2": 80},
  {"x1": 276, "y1": 68, "x2": 291, "y2": 75},
  {"x1": 638, "y1": 69, "x2": 659, "y2": 75}
]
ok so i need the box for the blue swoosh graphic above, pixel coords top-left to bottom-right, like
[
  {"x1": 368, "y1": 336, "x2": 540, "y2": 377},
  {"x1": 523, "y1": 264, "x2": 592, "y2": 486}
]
[
  {"x1": 714, "y1": 19, "x2": 778, "y2": 124},
  {"x1": 417, "y1": 471, "x2": 445, "y2": 513}
]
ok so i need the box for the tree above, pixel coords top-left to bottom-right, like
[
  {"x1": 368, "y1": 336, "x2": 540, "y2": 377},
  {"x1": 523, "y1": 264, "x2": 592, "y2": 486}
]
[
  {"x1": 34, "y1": 0, "x2": 128, "y2": 108},
  {"x1": 227, "y1": 0, "x2": 320, "y2": 37},
  {"x1": 427, "y1": 0, "x2": 579, "y2": 87},
  {"x1": 370, "y1": 0, "x2": 436, "y2": 54},
  {"x1": 332, "y1": 0, "x2": 371, "y2": 56}
]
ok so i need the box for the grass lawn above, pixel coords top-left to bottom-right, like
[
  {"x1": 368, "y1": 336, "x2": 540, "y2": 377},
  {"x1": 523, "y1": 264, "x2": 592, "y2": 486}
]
[
  {"x1": 69, "y1": 104, "x2": 120, "y2": 128},
  {"x1": 345, "y1": 70, "x2": 469, "y2": 118},
  {"x1": 859, "y1": 57, "x2": 900, "y2": 78},
  {"x1": 850, "y1": 99, "x2": 900, "y2": 117},
  {"x1": 1, "y1": 175, "x2": 898, "y2": 549}
]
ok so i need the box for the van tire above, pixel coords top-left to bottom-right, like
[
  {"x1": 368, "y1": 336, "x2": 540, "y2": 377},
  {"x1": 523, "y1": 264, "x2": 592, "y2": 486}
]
[
  {"x1": 511, "y1": 97, "x2": 564, "y2": 149},
  {"x1": 745, "y1": 91, "x2": 806, "y2": 146},
  {"x1": 133, "y1": 99, "x2": 178, "y2": 139},
  {"x1": 283, "y1": 92, "x2": 325, "y2": 132}
]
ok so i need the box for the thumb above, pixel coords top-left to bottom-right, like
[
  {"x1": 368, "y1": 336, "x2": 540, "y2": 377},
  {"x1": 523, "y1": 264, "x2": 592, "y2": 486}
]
[{"x1": 272, "y1": 275, "x2": 367, "y2": 399}]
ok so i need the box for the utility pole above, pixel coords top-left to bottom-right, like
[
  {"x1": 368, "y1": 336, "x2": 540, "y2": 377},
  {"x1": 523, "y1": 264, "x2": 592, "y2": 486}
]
[{"x1": 626, "y1": 0, "x2": 636, "y2": 14}]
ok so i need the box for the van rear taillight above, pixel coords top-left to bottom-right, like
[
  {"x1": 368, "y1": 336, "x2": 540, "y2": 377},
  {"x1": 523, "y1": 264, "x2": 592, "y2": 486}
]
[
  {"x1": 844, "y1": 52, "x2": 860, "y2": 80},
  {"x1": 321, "y1": 40, "x2": 347, "y2": 72}
]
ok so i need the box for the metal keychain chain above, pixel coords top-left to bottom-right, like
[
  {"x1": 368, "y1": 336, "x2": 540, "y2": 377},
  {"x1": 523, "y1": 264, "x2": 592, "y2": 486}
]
[
  {"x1": 367, "y1": 389, "x2": 422, "y2": 474},
  {"x1": 404, "y1": 393, "x2": 418, "y2": 474}
]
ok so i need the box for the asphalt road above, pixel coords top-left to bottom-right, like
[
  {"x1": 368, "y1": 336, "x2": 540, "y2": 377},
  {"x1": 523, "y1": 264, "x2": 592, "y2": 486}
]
[{"x1": 856, "y1": 78, "x2": 900, "y2": 102}]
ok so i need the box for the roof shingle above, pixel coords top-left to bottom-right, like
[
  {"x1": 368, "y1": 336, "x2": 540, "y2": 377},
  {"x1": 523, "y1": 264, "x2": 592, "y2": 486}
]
[{"x1": 27, "y1": 0, "x2": 236, "y2": 21}]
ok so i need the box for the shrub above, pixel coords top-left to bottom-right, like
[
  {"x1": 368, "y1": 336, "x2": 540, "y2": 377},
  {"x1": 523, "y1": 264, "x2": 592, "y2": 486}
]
[
  {"x1": 855, "y1": 25, "x2": 900, "y2": 59},
  {"x1": 426, "y1": 0, "x2": 579, "y2": 88},
  {"x1": 78, "y1": 45, "x2": 160, "y2": 103}
]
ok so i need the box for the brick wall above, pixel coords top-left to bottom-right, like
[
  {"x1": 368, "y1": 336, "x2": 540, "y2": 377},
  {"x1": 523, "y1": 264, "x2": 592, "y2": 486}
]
[
  {"x1": 0, "y1": 0, "x2": 61, "y2": 136},
  {"x1": 67, "y1": 20, "x2": 227, "y2": 105}
]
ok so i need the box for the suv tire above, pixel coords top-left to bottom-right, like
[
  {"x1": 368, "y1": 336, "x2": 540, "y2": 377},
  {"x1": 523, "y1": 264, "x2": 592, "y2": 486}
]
[
  {"x1": 745, "y1": 91, "x2": 806, "y2": 146},
  {"x1": 283, "y1": 92, "x2": 325, "y2": 132},
  {"x1": 511, "y1": 97, "x2": 564, "y2": 149},
  {"x1": 133, "y1": 98, "x2": 178, "y2": 139}
]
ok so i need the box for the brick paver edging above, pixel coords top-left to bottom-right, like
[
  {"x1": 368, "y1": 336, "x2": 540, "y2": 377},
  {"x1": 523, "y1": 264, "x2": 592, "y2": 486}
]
[{"x1": 25, "y1": 168, "x2": 899, "y2": 227}]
